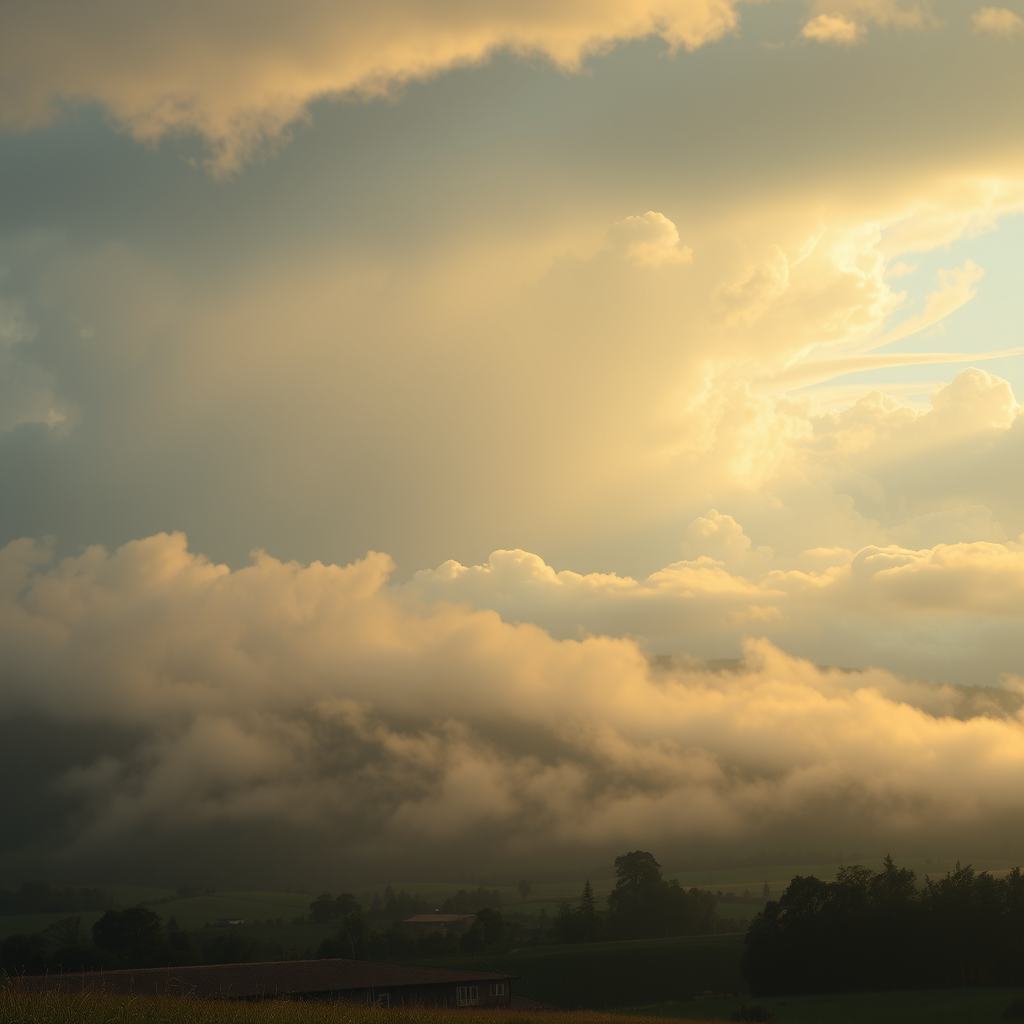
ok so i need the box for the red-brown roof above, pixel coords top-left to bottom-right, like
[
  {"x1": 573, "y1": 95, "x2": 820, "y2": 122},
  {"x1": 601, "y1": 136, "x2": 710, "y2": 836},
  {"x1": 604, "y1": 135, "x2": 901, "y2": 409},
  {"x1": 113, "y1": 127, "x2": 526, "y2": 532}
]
[{"x1": 11, "y1": 958, "x2": 516, "y2": 1000}]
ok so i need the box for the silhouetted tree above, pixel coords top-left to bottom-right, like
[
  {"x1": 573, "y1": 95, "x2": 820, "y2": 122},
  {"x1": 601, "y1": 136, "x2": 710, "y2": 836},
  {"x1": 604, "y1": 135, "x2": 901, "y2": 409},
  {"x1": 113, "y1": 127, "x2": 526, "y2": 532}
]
[
  {"x1": 92, "y1": 907, "x2": 169, "y2": 968},
  {"x1": 553, "y1": 880, "x2": 606, "y2": 943},
  {"x1": 460, "y1": 908, "x2": 507, "y2": 953},
  {"x1": 743, "y1": 857, "x2": 1024, "y2": 996},
  {"x1": 518, "y1": 878, "x2": 532, "y2": 902},
  {"x1": 606, "y1": 851, "x2": 716, "y2": 940},
  {"x1": 310, "y1": 891, "x2": 361, "y2": 923},
  {"x1": 309, "y1": 892, "x2": 338, "y2": 922},
  {"x1": 0, "y1": 932, "x2": 48, "y2": 975}
]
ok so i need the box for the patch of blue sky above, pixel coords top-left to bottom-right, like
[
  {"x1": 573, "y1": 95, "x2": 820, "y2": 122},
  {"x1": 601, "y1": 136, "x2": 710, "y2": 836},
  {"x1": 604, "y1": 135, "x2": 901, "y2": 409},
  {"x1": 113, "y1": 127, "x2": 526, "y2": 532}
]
[{"x1": 802, "y1": 211, "x2": 1024, "y2": 408}]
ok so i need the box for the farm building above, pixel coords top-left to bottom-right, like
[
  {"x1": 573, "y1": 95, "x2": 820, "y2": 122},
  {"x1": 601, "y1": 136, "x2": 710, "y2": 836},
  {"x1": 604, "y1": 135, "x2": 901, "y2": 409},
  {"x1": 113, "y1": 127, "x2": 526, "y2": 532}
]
[{"x1": 12, "y1": 958, "x2": 516, "y2": 1007}]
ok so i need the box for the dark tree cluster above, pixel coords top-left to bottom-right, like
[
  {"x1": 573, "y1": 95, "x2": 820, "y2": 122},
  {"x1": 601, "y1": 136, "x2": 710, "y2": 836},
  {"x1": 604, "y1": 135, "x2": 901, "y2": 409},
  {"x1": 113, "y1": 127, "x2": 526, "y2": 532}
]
[
  {"x1": 605, "y1": 851, "x2": 718, "y2": 940},
  {"x1": 553, "y1": 881, "x2": 606, "y2": 943},
  {"x1": 308, "y1": 891, "x2": 360, "y2": 923},
  {"x1": 551, "y1": 853, "x2": 717, "y2": 944},
  {"x1": 356, "y1": 884, "x2": 501, "y2": 921},
  {"x1": 0, "y1": 880, "x2": 110, "y2": 916},
  {"x1": 316, "y1": 905, "x2": 515, "y2": 960},
  {"x1": 311, "y1": 884, "x2": 501, "y2": 926},
  {"x1": 0, "y1": 907, "x2": 281, "y2": 975},
  {"x1": 743, "y1": 858, "x2": 1024, "y2": 995}
]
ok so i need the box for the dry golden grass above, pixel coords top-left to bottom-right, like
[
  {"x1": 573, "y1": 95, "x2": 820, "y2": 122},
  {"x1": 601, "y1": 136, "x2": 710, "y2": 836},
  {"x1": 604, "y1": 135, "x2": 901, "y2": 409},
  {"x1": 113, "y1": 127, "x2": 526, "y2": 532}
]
[{"x1": 0, "y1": 990, "x2": 688, "y2": 1024}]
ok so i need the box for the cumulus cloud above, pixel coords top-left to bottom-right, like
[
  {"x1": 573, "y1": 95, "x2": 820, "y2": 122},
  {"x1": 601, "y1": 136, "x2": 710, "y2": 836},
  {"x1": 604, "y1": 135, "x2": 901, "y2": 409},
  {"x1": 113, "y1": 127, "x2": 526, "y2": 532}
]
[
  {"x1": 408, "y1": 367, "x2": 1024, "y2": 684},
  {"x1": 679, "y1": 509, "x2": 775, "y2": 570},
  {"x1": 3, "y1": 529, "x2": 1024, "y2": 884},
  {"x1": 801, "y1": 13, "x2": 864, "y2": 42},
  {"x1": 799, "y1": 0, "x2": 933, "y2": 42},
  {"x1": 972, "y1": 6, "x2": 1024, "y2": 34},
  {"x1": 609, "y1": 212, "x2": 694, "y2": 268},
  {"x1": 0, "y1": 0, "x2": 742, "y2": 175}
]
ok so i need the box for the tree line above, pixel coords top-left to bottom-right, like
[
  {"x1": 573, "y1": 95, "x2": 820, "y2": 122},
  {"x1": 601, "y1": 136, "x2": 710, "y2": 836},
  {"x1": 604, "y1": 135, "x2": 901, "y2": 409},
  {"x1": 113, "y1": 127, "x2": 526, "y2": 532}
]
[
  {"x1": 1, "y1": 850, "x2": 718, "y2": 974},
  {"x1": 313, "y1": 851, "x2": 720, "y2": 958},
  {"x1": 743, "y1": 858, "x2": 1024, "y2": 995},
  {"x1": 309, "y1": 884, "x2": 503, "y2": 924},
  {"x1": 0, "y1": 909, "x2": 270, "y2": 975},
  {"x1": 315, "y1": 906, "x2": 511, "y2": 960}
]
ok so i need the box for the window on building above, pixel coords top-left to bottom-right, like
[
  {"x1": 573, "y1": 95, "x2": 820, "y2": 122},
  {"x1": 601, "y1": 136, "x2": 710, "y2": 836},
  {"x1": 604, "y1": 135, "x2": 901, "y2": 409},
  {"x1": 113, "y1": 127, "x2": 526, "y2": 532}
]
[
  {"x1": 488, "y1": 983, "x2": 505, "y2": 997},
  {"x1": 377, "y1": 993, "x2": 391, "y2": 1007},
  {"x1": 457, "y1": 985, "x2": 480, "y2": 1006}
]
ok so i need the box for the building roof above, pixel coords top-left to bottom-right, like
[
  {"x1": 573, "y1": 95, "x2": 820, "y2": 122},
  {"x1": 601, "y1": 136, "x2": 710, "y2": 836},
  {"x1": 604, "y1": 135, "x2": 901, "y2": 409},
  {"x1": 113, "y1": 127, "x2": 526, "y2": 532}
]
[
  {"x1": 12, "y1": 958, "x2": 517, "y2": 1000},
  {"x1": 403, "y1": 914, "x2": 477, "y2": 924}
]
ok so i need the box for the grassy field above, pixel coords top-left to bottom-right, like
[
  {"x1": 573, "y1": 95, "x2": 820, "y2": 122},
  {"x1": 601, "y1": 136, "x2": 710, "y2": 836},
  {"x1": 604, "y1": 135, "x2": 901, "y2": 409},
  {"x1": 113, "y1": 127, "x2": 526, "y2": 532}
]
[
  {"x1": 411, "y1": 935, "x2": 745, "y2": 1010},
  {"x1": 5, "y1": 987, "x2": 1020, "y2": 1024},
  {"x1": 0, "y1": 990, "x2": 664, "y2": 1024},
  {"x1": 628, "y1": 988, "x2": 1024, "y2": 1024},
  {"x1": 0, "y1": 892, "x2": 321, "y2": 942}
]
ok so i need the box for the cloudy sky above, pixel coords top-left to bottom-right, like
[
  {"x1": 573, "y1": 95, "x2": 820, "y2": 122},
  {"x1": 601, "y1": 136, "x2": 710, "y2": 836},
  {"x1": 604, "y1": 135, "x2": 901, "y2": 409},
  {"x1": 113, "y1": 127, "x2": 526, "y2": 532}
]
[{"x1": 2, "y1": 0, "x2": 1024, "y2": 885}]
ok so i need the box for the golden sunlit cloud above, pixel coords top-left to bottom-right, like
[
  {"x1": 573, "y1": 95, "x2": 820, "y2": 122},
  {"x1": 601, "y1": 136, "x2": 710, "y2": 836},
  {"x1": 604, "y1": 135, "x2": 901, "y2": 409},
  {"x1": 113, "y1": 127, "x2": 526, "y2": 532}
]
[
  {"x1": 611, "y1": 212, "x2": 694, "y2": 268},
  {"x1": 3, "y1": 531, "x2": 1024, "y2": 865},
  {"x1": 972, "y1": 6, "x2": 1024, "y2": 33},
  {"x1": 801, "y1": 13, "x2": 864, "y2": 42},
  {"x1": 2, "y1": 0, "x2": 1024, "y2": 879},
  {"x1": 0, "y1": 0, "x2": 745, "y2": 176}
]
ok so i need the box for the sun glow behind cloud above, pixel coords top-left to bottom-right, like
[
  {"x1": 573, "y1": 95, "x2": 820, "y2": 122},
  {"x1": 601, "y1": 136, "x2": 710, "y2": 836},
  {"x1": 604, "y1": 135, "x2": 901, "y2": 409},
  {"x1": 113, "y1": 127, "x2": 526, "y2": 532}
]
[{"x1": 0, "y1": 0, "x2": 1023, "y2": 879}]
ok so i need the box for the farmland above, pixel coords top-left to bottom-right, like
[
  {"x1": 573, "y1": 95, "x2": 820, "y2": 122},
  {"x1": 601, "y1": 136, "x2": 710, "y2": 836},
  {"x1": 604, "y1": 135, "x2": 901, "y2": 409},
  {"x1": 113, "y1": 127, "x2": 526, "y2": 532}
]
[{"x1": 412, "y1": 935, "x2": 746, "y2": 1009}]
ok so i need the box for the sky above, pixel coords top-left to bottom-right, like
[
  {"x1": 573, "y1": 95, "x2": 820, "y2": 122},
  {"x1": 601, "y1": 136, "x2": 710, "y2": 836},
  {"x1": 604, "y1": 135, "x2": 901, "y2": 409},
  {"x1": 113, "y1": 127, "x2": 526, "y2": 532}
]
[{"x1": 2, "y1": 0, "x2": 1024, "y2": 887}]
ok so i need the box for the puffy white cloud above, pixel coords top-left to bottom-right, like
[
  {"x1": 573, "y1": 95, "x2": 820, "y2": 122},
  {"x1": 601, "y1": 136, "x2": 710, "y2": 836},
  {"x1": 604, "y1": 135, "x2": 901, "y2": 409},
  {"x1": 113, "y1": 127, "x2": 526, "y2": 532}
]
[
  {"x1": 4, "y1": 529, "x2": 1024, "y2": 876},
  {"x1": 679, "y1": 509, "x2": 775, "y2": 571},
  {"x1": 972, "y1": 6, "x2": 1024, "y2": 34},
  {"x1": 411, "y1": 535, "x2": 1024, "y2": 682},
  {"x1": 799, "y1": 0, "x2": 934, "y2": 42},
  {"x1": 609, "y1": 211, "x2": 693, "y2": 268},
  {"x1": 801, "y1": 13, "x2": 864, "y2": 43},
  {"x1": 406, "y1": 367, "x2": 1024, "y2": 683}
]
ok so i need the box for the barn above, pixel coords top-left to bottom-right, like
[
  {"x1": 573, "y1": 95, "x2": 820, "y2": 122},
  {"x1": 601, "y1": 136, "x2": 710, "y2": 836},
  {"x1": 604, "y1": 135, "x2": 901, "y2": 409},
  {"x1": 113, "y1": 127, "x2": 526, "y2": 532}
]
[{"x1": 14, "y1": 958, "x2": 517, "y2": 1007}]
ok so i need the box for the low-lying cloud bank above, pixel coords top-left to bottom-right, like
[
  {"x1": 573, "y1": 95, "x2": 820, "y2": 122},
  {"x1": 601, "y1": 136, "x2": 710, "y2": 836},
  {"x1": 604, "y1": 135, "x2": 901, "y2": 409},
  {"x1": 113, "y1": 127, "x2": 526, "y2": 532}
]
[
  {"x1": 409, "y1": 528, "x2": 1024, "y2": 687},
  {"x1": 2, "y1": 528, "x2": 1023, "y2": 884}
]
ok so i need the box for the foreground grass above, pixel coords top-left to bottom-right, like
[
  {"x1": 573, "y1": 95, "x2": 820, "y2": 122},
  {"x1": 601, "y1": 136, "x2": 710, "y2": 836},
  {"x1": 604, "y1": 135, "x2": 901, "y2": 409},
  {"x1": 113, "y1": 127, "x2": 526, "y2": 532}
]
[{"x1": 0, "y1": 991, "x2": 684, "y2": 1024}]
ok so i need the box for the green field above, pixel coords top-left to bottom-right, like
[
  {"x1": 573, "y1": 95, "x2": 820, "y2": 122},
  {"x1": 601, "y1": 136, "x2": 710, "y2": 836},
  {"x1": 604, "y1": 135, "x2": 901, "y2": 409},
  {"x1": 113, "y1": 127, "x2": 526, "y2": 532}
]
[
  {"x1": 411, "y1": 935, "x2": 745, "y2": 1009},
  {"x1": 0, "y1": 891, "x2": 321, "y2": 942}
]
